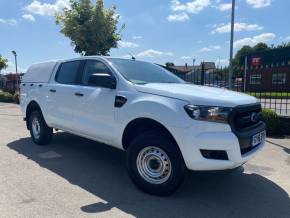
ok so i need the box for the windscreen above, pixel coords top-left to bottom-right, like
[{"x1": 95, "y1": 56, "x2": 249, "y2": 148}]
[{"x1": 108, "y1": 58, "x2": 184, "y2": 85}]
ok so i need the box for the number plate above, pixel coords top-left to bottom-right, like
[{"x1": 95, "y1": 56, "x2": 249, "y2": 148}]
[{"x1": 252, "y1": 131, "x2": 266, "y2": 147}]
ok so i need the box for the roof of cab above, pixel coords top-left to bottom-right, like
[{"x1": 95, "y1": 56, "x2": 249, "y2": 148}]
[{"x1": 21, "y1": 56, "x2": 136, "y2": 83}]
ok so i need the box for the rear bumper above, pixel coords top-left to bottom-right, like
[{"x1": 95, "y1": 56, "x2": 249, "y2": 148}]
[{"x1": 169, "y1": 121, "x2": 266, "y2": 171}]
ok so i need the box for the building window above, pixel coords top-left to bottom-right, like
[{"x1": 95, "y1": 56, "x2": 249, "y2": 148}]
[
  {"x1": 250, "y1": 74, "x2": 261, "y2": 85},
  {"x1": 272, "y1": 73, "x2": 286, "y2": 85}
]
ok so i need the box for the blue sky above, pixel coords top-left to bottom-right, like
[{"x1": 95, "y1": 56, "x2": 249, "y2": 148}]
[{"x1": 0, "y1": 0, "x2": 289, "y2": 73}]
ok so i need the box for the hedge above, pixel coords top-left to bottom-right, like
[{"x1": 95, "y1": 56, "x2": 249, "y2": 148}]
[
  {"x1": 261, "y1": 109, "x2": 281, "y2": 135},
  {"x1": 0, "y1": 91, "x2": 19, "y2": 104}
]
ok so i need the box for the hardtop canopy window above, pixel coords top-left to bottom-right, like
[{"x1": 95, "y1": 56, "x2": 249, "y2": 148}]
[
  {"x1": 108, "y1": 58, "x2": 184, "y2": 85},
  {"x1": 55, "y1": 61, "x2": 81, "y2": 85}
]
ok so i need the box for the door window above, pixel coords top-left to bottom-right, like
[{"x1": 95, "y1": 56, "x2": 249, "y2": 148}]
[
  {"x1": 55, "y1": 61, "x2": 81, "y2": 84},
  {"x1": 82, "y1": 60, "x2": 112, "y2": 85}
]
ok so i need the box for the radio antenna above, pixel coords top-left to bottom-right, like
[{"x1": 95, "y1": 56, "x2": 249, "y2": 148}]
[{"x1": 128, "y1": 53, "x2": 136, "y2": 60}]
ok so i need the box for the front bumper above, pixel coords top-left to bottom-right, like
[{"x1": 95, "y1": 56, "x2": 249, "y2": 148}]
[{"x1": 169, "y1": 120, "x2": 266, "y2": 171}]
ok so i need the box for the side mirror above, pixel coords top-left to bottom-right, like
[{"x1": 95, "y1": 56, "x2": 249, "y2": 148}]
[{"x1": 88, "y1": 73, "x2": 116, "y2": 89}]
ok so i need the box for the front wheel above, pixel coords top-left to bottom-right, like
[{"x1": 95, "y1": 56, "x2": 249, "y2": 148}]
[
  {"x1": 127, "y1": 131, "x2": 186, "y2": 196},
  {"x1": 29, "y1": 110, "x2": 53, "y2": 145}
]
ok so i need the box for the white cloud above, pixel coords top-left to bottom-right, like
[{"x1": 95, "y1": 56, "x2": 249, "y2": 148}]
[
  {"x1": 118, "y1": 41, "x2": 139, "y2": 48},
  {"x1": 165, "y1": 52, "x2": 174, "y2": 56},
  {"x1": 132, "y1": 36, "x2": 143, "y2": 40},
  {"x1": 181, "y1": 56, "x2": 192, "y2": 60},
  {"x1": 22, "y1": 14, "x2": 35, "y2": 22},
  {"x1": 136, "y1": 49, "x2": 173, "y2": 58},
  {"x1": 199, "y1": 45, "x2": 221, "y2": 52},
  {"x1": 234, "y1": 33, "x2": 276, "y2": 48},
  {"x1": 25, "y1": 0, "x2": 70, "y2": 16},
  {"x1": 199, "y1": 47, "x2": 211, "y2": 52},
  {"x1": 285, "y1": 36, "x2": 290, "y2": 41},
  {"x1": 137, "y1": 49, "x2": 163, "y2": 58},
  {"x1": 0, "y1": 18, "x2": 17, "y2": 26},
  {"x1": 167, "y1": 12, "x2": 190, "y2": 22},
  {"x1": 171, "y1": 0, "x2": 210, "y2": 14},
  {"x1": 216, "y1": 3, "x2": 232, "y2": 11},
  {"x1": 212, "y1": 22, "x2": 263, "y2": 34},
  {"x1": 246, "y1": 0, "x2": 271, "y2": 8}
]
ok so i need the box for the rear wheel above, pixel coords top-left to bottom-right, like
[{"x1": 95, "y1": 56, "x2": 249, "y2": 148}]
[
  {"x1": 29, "y1": 110, "x2": 53, "y2": 145},
  {"x1": 127, "y1": 131, "x2": 186, "y2": 196}
]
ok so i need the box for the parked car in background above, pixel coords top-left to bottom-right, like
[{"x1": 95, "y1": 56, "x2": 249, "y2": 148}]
[{"x1": 20, "y1": 57, "x2": 266, "y2": 195}]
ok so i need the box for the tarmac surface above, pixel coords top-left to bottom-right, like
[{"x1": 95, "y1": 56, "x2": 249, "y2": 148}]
[{"x1": 0, "y1": 103, "x2": 289, "y2": 218}]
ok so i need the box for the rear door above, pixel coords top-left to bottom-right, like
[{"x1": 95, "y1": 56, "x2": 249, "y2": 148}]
[
  {"x1": 46, "y1": 60, "x2": 83, "y2": 130},
  {"x1": 72, "y1": 59, "x2": 117, "y2": 143}
]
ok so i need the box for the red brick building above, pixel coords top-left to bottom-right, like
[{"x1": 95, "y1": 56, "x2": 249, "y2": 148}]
[
  {"x1": 1, "y1": 73, "x2": 23, "y2": 93},
  {"x1": 245, "y1": 47, "x2": 290, "y2": 92}
]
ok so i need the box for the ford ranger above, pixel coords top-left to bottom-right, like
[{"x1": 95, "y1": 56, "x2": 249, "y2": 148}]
[{"x1": 20, "y1": 57, "x2": 266, "y2": 195}]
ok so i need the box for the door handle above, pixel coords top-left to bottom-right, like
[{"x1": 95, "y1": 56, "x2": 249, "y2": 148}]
[
  {"x1": 75, "y1": 92, "x2": 84, "y2": 97},
  {"x1": 50, "y1": 89, "x2": 56, "y2": 93}
]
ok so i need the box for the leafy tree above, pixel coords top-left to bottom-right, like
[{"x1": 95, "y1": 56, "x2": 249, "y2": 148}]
[
  {"x1": 56, "y1": 0, "x2": 124, "y2": 56},
  {"x1": 276, "y1": 42, "x2": 290, "y2": 49},
  {"x1": 253, "y1": 42, "x2": 269, "y2": 52},
  {"x1": 165, "y1": 62, "x2": 175, "y2": 67},
  {"x1": 0, "y1": 55, "x2": 8, "y2": 73},
  {"x1": 234, "y1": 43, "x2": 271, "y2": 67},
  {"x1": 233, "y1": 45, "x2": 253, "y2": 67}
]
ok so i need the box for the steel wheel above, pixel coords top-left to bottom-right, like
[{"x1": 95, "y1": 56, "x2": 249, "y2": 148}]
[
  {"x1": 136, "y1": 146, "x2": 172, "y2": 184},
  {"x1": 32, "y1": 117, "x2": 41, "y2": 140}
]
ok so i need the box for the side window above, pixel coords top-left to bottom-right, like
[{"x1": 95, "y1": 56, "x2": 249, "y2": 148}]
[
  {"x1": 272, "y1": 73, "x2": 286, "y2": 85},
  {"x1": 250, "y1": 73, "x2": 261, "y2": 85},
  {"x1": 55, "y1": 61, "x2": 81, "y2": 84},
  {"x1": 82, "y1": 60, "x2": 112, "y2": 85}
]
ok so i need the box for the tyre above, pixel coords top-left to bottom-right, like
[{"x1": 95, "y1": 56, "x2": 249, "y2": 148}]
[
  {"x1": 29, "y1": 110, "x2": 53, "y2": 145},
  {"x1": 127, "y1": 130, "x2": 186, "y2": 196}
]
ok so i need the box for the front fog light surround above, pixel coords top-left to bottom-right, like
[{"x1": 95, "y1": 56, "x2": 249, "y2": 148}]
[{"x1": 184, "y1": 105, "x2": 231, "y2": 123}]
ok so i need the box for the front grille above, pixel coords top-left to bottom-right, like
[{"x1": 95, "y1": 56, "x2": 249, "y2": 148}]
[
  {"x1": 229, "y1": 103, "x2": 262, "y2": 131},
  {"x1": 229, "y1": 103, "x2": 265, "y2": 155}
]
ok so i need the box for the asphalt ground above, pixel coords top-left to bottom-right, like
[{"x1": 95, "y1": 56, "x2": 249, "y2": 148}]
[{"x1": 0, "y1": 103, "x2": 289, "y2": 218}]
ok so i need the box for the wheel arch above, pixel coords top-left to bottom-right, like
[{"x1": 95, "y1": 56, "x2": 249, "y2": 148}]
[
  {"x1": 25, "y1": 100, "x2": 43, "y2": 130},
  {"x1": 122, "y1": 117, "x2": 179, "y2": 151}
]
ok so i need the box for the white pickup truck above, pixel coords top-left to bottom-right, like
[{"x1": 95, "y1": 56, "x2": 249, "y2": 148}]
[{"x1": 20, "y1": 57, "x2": 266, "y2": 195}]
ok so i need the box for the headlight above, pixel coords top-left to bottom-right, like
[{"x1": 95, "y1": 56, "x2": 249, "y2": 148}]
[{"x1": 184, "y1": 105, "x2": 232, "y2": 123}]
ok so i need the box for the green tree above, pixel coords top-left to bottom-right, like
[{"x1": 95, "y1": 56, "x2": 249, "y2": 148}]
[
  {"x1": 233, "y1": 43, "x2": 269, "y2": 67},
  {"x1": 165, "y1": 62, "x2": 175, "y2": 67},
  {"x1": 276, "y1": 42, "x2": 290, "y2": 49},
  {"x1": 233, "y1": 45, "x2": 253, "y2": 67},
  {"x1": 253, "y1": 42, "x2": 269, "y2": 52},
  {"x1": 0, "y1": 55, "x2": 8, "y2": 73},
  {"x1": 56, "y1": 0, "x2": 124, "y2": 56}
]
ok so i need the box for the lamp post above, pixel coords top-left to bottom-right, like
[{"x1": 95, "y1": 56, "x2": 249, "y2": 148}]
[
  {"x1": 228, "y1": 0, "x2": 235, "y2": 89},
  {"x1": 11, "y1": 50, "x2": 18, "y2": 74}
]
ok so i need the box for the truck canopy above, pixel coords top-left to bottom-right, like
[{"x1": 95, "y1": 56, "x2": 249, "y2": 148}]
[{"x1": 21, "y1": 61, "x2": 58, "y2": 83}]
